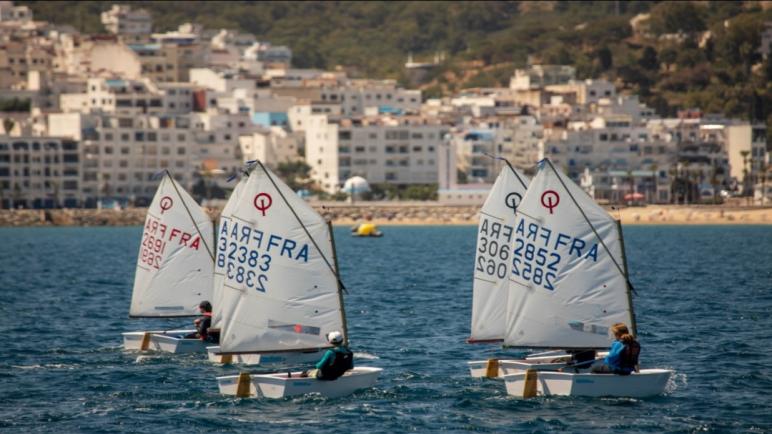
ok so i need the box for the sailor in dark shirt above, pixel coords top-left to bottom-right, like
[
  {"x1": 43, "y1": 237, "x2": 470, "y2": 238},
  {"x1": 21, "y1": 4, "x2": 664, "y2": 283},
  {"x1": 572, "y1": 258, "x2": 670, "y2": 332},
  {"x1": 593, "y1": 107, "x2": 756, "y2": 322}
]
[{"x1": 186, "y1": 300, "x2": 218, "y2": 343}]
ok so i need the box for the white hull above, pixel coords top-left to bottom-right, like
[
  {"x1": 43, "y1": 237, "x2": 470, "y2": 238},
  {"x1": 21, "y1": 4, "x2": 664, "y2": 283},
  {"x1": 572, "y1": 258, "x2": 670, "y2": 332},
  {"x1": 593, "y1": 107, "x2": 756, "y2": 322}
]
[
  {"x1": 503, "y1": 368, "x2": 673, "y2": 398},
  {"x1": 206, "y1": 346, "x2": 323, "y2": 366},
  {"x1": 122, "y1": 330, "x2": 207, "y2": 354},
  {"x1": 217, "y1": 367, "x2": 382, "y2": 399},
  {"x1": 468, "y1": 351, "x2": 609, "y2": 378}
]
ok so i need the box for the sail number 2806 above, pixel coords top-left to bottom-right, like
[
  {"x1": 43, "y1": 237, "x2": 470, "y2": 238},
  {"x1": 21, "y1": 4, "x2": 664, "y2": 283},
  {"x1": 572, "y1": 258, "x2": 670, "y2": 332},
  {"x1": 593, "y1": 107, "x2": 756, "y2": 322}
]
[{"x1": 512, "y1": 239, "x2": 558, "y2": 290}]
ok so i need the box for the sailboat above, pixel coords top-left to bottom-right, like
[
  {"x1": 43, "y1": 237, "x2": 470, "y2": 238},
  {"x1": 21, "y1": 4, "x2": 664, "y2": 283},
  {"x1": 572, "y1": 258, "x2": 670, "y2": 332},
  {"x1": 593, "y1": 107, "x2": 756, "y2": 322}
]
[
  {"x1": 465, "y1": 161, "x2": 542, "y2": 378},
  {"x1": 206, "y1": 171, "x2": 323, "y2": 367},
  {"x1": 500, "y1": 159, "x2": 672, "y2": 398},
  {"x1": 122, "y1": 171, "x2": 215, "y2": 353},
  {"x1": 214, "y1": 161, "x2": 381, "y2": 398}
]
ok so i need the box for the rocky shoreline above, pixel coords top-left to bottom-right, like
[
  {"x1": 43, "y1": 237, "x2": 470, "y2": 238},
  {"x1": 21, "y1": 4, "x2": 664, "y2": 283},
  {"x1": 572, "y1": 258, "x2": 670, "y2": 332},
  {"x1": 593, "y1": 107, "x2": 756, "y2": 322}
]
[{"x1": 0, "y1": 203, "x2": 770, "y2": 227}]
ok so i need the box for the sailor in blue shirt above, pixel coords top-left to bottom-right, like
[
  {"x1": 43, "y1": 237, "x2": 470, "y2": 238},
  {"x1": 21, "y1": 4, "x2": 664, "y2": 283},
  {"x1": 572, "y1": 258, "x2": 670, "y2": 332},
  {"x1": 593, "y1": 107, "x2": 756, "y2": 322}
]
[{"x1": 591, "y1": 323, "x2": 640, "y2": 375}]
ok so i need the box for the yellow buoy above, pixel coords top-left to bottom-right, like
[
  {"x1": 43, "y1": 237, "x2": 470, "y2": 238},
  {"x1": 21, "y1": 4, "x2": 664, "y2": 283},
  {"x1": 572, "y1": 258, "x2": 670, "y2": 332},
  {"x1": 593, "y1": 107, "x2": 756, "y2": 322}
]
[{"x1": 357, "y1": 223, "x2": 377, "y2": 236}]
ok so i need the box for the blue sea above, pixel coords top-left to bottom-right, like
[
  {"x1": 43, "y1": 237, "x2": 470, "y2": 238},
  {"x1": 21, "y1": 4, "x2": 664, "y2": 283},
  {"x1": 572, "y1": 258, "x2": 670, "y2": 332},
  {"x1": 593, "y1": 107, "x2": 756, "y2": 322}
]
[{"x1": 0, "y1": 225, "x2": 770, "y2": 433}]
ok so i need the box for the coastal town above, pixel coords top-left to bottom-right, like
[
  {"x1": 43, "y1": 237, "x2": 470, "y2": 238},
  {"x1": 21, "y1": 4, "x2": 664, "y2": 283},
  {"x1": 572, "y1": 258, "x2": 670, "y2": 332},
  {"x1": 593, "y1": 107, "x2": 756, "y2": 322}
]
[{"x1": 0, "y1": 2, "x2": 770, "y2": 221}]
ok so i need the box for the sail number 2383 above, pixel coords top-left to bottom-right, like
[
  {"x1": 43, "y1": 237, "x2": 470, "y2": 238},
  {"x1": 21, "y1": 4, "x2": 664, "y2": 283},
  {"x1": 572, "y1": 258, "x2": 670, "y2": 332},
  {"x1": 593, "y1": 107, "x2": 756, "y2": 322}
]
[{"x1": 512, "y1": 239, "x2": 558, "y2": 290}]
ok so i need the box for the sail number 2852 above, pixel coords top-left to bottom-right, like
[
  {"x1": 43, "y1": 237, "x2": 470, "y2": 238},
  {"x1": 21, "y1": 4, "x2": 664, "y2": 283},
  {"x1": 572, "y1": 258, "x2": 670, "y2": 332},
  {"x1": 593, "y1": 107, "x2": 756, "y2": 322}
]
[{"x1": 512, "y1": 239, "x2": 558, "y2": 290}]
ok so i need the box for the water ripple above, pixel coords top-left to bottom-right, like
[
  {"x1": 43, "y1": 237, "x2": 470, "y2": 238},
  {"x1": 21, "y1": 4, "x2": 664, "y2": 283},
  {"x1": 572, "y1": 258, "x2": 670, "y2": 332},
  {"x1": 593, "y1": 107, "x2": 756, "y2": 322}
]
[{"x1": 0, "y1": 225, "x2": 770, "y2": 432}]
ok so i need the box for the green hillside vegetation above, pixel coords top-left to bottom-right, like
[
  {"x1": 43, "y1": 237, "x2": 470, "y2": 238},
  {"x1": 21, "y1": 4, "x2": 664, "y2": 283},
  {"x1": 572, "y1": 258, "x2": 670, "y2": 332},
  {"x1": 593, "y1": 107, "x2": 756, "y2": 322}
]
[{"x1": 22, "y1": 1, "x2": 772, "y2": 135}]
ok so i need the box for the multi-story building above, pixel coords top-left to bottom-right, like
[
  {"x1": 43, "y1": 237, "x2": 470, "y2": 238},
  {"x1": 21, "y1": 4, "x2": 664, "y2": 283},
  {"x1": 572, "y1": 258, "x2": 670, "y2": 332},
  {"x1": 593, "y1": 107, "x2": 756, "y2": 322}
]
[
  {"x1": 239, "y1": 127, "x2": 303, "y2": 168},
  {"x1": 305, "y1": 114, "x2": 446, "y2": 192},
  {"x1": 509, "y1": 64, "x2": 576, "y2": 90},
  {"x1": 0, "y1": 38, "x2": 55, "y2": 90},
  {"x1": 0, "y1": 2, "x2": 32, "y2": 23},
  {"x1": 100, "y1": 4, "x2": 152, "y2": 43},
  {"x1": 0, "y1": 135, "x2": 82, "y2": 208}
]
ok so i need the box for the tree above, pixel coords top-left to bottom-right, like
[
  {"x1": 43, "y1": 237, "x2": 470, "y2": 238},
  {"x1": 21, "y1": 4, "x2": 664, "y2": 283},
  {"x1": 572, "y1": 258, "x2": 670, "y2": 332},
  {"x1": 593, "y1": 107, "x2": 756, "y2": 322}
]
[
  {"x1": 649, "y1": 2, "x2": 706, "y2": 34},
  {"x1": 2, "y1": 119, "x2": 14, "y2": 135},
  {"x1": 275, "y1": 161, "x2": 312, "y2": 191},
  {"x1": 639, "y1": 46, "x2": 658, "y2": 71},
  {"x1": 597, "y1": 46, "x2": 613, "y2": 71}
]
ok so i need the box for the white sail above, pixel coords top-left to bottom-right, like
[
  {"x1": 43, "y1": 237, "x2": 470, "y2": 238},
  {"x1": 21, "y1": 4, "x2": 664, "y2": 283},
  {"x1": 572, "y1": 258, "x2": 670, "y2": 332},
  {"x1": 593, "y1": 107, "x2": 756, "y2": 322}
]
[
  {"x1": 130, "y1": 173, "x2": 215, "y2": 317},
  {"x1": 211, "y1": 176, "x2": 248, "y2": 330},
  {"x1": 470, "y1": 166, "x2": 529, "y2": 342},
  {"x1": 504, "y1": 160, "x2": 633, "y2": 348},
  {"x1": 218, "y1": 163, "x2": 344, "y2": 354}
]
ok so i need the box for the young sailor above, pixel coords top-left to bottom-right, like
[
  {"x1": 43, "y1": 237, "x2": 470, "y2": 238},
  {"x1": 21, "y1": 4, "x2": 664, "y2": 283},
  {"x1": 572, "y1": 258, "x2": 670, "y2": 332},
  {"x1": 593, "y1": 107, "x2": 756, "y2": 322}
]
[
  {"x1": 590, "y1": 323, "x2": 640, "y2": 375},
  {"x1": 302, "y1": 331, "x2": 354, "y2": 380},
  {"x1": 186, "y1": 300, "x2": 218, "y2": 343}
]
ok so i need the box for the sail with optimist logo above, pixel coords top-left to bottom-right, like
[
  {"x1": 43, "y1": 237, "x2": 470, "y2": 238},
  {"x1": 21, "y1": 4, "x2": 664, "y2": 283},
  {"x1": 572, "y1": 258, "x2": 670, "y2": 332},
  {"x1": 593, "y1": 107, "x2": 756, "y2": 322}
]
[
  {"x1": 129, "y1": 171, "x2": 215, "y2": 318},
  {"x1": 216, "y1": 162, "x2": 346, "y2": 355},
  {"x1": 469, "y1": 164, "x2": 530, "y2": 343},
  {"x1": 504, "y1": 159, "x2": 636, "y2": 349}
]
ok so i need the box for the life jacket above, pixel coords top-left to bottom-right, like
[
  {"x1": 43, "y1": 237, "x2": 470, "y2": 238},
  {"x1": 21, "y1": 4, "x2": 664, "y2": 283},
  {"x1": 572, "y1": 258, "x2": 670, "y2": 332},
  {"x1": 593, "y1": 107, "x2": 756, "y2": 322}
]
[
  {"x1": 318, "y1": 347, "x2": 354, "y2": 381},
  {"x1": 618, "y1": 340, "x2": 640, "y2": 375},
  {"x1": 197, "y1": 313, "x2": 213, "y2": 341}
]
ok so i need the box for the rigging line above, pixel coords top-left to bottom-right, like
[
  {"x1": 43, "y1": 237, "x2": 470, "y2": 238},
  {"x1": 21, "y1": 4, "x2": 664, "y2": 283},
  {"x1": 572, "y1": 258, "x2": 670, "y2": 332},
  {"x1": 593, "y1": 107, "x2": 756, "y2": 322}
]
[
  {"x1": 542, "y1": 159, "x2": 633, "y2": 292},
  {"x1": 482, "y1": 153, "x2": 528, "y2": 189},
  {"x1": 256, "y1": 160, "x2": 347, "y2": 292},
  {"x1": 164, "y1": 170, "x2": 215, "y2": 262}
]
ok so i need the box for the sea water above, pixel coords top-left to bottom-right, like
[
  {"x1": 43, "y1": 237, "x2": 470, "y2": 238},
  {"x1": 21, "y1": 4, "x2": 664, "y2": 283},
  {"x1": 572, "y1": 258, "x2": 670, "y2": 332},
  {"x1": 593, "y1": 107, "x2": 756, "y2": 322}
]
[{"x1": 0, "y1": 225, "x2": 770, "y2": 432}]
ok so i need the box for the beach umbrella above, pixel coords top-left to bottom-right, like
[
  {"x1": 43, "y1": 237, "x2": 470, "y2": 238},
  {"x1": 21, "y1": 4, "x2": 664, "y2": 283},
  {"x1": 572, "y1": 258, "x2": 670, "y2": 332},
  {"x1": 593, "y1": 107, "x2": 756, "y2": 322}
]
[{"x1": 624, "y1": 192, "x2": 645, "y2": 201}]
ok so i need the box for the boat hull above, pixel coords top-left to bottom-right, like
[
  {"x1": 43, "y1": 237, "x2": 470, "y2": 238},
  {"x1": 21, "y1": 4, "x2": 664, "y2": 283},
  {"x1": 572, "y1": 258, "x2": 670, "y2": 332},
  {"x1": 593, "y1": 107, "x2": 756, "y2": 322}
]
[
  {"x1": 206, "y1": 346, "x2": 323, "y2": 366},
  {"x1": 503, "y1": 368, "x2": 673, "y2": 398},
  {"x1": 468, "y1": 350, "x2": 609, "y2": 378},
  {"x1": 122, "y1": 330, "x2": 207, "y2": 354},
  {"x1": 217, "y1": 367, "x2": 382, "y2": 399},
  {"x1": 468, "y1": 358, "x2": 570, "y2": 378}
]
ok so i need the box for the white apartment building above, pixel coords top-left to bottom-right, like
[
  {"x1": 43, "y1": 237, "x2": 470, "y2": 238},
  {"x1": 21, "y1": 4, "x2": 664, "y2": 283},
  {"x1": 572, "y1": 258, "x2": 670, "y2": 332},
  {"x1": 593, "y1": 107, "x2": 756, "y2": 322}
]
[
  {"x1": 239, "y1": 127, "x2": 303, "y2": 168},
  {"x1": 318, "y1": 80, "x2": 422, "y2": 117},
  {"x1": 48, "y1": 112, "x2": 196, "y2": 204},
  {"x1": 0, "y1": 1, "x2": 31, "y2": 23},
  {"x1": 546, "y1": 114, "x2": 675, "y2": 179},
  {"x1": 305, "y1": 115, "x2": 446, "y2": 192},
  {"x1": 0, "y1": 135, "x2": 82, "y2": 208},
  {"x1": 450, "y1": 115, "x2": 542, "y2": 184},
  {"x1": 510, "y1": 65, "x2": 576, "y2": 90},
  {"x1": 101, "y1": 4, "x2": 152, "y2": 40}
]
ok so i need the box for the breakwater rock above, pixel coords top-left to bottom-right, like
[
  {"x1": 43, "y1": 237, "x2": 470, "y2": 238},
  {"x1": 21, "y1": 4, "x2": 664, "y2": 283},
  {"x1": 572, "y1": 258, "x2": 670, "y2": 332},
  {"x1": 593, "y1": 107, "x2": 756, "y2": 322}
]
[{"x1": 0, "y1": 203, "x2": 770, "y2": 227}]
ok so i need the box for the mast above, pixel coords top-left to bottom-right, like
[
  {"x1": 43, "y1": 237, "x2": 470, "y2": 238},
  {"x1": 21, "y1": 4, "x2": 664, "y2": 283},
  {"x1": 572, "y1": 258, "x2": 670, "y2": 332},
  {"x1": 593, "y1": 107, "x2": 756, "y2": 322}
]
[
  {"x1": 615, "y1": 219, "x2": 638, "y2": 337},
  {"x1": 327, "y1": 220, "x2": 350, "y2": 346}
]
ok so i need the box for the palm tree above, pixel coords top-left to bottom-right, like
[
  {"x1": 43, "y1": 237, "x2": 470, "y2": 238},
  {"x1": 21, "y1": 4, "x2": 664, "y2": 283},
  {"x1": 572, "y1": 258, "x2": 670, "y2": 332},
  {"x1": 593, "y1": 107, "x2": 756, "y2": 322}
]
[{"x1": 740, "y1": 150, "x2": 750, "y2": 197}]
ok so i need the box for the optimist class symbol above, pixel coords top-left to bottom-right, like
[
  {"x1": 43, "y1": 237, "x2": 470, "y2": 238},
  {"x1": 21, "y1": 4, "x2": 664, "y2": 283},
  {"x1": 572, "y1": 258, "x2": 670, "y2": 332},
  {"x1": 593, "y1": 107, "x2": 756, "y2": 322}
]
[
  {"x1": 504, "y1": 192, "x2": 522, "y2": 214},
  {"x1": 159, "y1": 196, "x2": 173, "y2": 214},
  {"x1": 253, "y1": 193, "x2": 273, "y2": 216},
  {"x1": 540, "y1": 190, "x2": 560, "y2": 214}
]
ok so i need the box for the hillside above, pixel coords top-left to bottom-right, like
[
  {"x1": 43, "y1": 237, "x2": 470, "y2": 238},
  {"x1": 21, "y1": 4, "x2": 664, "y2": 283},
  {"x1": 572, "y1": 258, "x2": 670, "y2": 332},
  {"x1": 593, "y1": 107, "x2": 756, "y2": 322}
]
[{"x1": 21, "y1": 1, "x2": 772, "y2": 133}]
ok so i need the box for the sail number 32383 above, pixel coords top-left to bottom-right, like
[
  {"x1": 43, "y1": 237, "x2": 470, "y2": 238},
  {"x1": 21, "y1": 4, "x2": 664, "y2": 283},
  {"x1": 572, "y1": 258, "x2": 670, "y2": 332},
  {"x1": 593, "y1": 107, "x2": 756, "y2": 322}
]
[{"x1": 217, "y1": 237, "x2": 270, "y2": 292}]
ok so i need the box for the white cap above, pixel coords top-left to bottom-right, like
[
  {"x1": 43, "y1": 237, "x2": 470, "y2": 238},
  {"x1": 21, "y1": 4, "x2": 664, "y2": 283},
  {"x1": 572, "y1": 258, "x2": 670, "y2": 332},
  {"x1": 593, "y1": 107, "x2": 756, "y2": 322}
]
[{"x1": 326, "y1": 331, "x2": 343, "y2": 344}]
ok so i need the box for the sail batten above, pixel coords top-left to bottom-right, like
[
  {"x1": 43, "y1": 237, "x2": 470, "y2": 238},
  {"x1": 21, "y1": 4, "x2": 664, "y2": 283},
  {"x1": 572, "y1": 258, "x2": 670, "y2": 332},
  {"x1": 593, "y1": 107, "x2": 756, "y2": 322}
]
[
  {"x1": 503, "y1": 159, "x2": 634, "y2": 349},
  {"x1": 129, "y1": 174, "x2": 214, "y2": 317},
  {"x1": 216, "y1": 163, "x2": 344, "y2": 354},
  {"x1": 470, "y1": 166, "x2": 530, "y2": 342}
]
